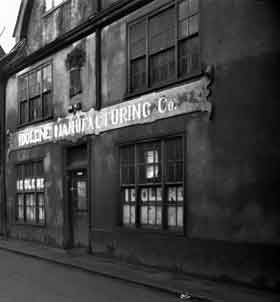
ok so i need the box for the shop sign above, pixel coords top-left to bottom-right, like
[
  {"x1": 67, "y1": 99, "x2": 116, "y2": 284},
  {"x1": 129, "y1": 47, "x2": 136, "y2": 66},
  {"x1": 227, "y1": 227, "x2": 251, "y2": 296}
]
[{"x1": 9, "y1": 76, "x2": 211, "y2": 151}]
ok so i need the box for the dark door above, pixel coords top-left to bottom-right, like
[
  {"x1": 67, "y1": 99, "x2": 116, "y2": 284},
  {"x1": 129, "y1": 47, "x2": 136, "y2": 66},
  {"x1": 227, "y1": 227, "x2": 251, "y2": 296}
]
[{"x1": 69, "y1": 170, "x2": 88, "y2": 247}]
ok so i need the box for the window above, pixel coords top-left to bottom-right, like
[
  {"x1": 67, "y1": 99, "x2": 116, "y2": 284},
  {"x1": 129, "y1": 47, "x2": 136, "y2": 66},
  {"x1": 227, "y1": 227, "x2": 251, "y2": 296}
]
[
  {"x1": 45, "y1": 0, "x2": 67, "y2": 11},
  {"x1": 120, "y1": 137, "x2": 184, "y2": 231},
  {"x1": 16, "y1": 161, "x2": 46, "y2": 225},
  {"x1": 128, "y1": 0, "x2": 200, "y2": 93},
  {"x1": 69, "y1": 67, "x2": 82, "y2": 97},
  {"x1": 18, "y1": 64, "x2": 52, "y2": 125}
]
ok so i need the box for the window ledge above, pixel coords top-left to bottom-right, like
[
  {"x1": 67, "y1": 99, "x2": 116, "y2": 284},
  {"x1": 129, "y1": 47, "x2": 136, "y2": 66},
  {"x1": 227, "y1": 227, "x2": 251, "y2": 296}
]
[
  {"x1": 14, "y1": 222, "x2": 46, "y2": 228},
  {"x1": 17, "y1": 116, "x2": 54, "y2": 130},
  {"x1": 115, "y1": 225, "x2": 185, "y2": 238},
  {"x1": 124, "y1": 71, "x2": 203, "y2": 103}
]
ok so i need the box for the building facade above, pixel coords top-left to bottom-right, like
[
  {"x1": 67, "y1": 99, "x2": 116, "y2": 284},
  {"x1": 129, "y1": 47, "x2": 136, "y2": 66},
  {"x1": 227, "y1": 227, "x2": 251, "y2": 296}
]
[{"x1": 0, "y1": 0, "x2": 280, "y2": 290}]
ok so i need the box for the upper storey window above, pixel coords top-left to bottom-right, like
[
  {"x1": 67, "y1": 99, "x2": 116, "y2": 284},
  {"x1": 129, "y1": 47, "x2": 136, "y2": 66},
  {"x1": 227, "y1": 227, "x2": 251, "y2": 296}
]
[
  {"x1": 45, "y1": 0, "x2": 67, "y2": 11},
  {"x1": 128, "y1": 0, "x2": 200, "y2": 94},
  {"x1": 18, "y1": 64, "x2": 52, "y2": 126}
]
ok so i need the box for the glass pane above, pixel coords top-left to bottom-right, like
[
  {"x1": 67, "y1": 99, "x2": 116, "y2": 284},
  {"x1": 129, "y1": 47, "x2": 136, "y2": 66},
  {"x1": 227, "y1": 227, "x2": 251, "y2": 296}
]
[
  {"x1": 168, "y1": 187, "x2": 177, "y2": 202},
  {"x1": 29, "y1": 96, "x2": 41, "y2": 121},
  {"x1": 150, "y1": 48, "x2": 175, "y2": 86},
  {"x1": 19, "y1": 77, "x2": 28, "y2": 101},
  {"x1": 131, "y1": 188, "x2": 136, "y2": 202},
  {"x1": 177, "y1": 186, "x2": 184, "y2": 201},
  {"x1": 146, "y1": 165, "x2": 155, "y2": 179},
  {"x1": 179, "y1": 0, "x2": 188, "y2": 20},
  {"x1": 149, "y1": 7, "x2": 175, "y2": 54},
  {"x1": 189, "y1": 0, "x2": 199, "y2": 15},
  {"x1": 179, "y1": 19, "x2": 189, "y2": 39},
  {"x1": 156, "y1": 206, "x2": 162, "y2": 225},
  {"x1": 156, "y1": 187, "x2": 162, "y2": 201},
  {"x1": 131, "y1": 206, "x2": 136, "y2": 224},
  {"x1": 177, "y1": 206, "x2": 183, "y2": 227},
  {"x1": 125, "y1": 188, "x2": 129, "y2": 202},
  {"x1": 123, "y1": 205, "x2": 130, "y2": 224},
  {"x1": 149, "y1": 187, "x2": 156, "y2": 201},
  {"x1": 29, "y1": 70, "x2": 41, "y2": 98},
  {"x1": 148, "y1": 206, "x2": 155, "y2": 225},
  {"x1": 189, "y1": 14, "x2": 199, "y2": 35},
  {"x1": 43, "y1": 65, "x2": 52, "y2": 92},
  {"x1": 130, "y1": 20, "x2": 146, "y2": 59},
  {"x1": 168, "y1": 206, "x2": 176, "y2": 227},
  {"x1": 140, "y1": 206, "x2": 148, "y2": 224},
  {"x1": 17, "y1": 194, "x2": 24, "y2": 206},
  {"x1": 179, "y1": 36, "x2": 199, "y2": 77},
  {"x1": 43, "y1": 92, "x2": 52, "y2": 117},
  {"x1": 20, "y1": 101, "x2": 28, "y2": 124},
  {"x1": 38, "y1": 193, "x2": 44, "y2": 206},
  {"x1": 131, "y1": 57, "x2": 146, "y2": 92},
  {"x1": 140, "y1": 188, "x2": 148, "y2": 202},
  {"x1": 70, "y1": 68, "x2": 82, "y2": 97},
  {"x1": 77, "y1": 181, "x2": 87, "y2": 210}
]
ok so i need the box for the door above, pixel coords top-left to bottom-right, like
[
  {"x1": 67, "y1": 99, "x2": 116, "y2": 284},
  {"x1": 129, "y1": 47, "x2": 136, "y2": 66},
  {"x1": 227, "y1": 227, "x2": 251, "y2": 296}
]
[{"x1": 69, "y1": 170, "x2": 88, "y2": 247}]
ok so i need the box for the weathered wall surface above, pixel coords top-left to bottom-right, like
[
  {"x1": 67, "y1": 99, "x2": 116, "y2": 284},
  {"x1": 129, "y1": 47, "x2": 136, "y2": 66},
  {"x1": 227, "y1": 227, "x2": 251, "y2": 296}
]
[
  {"x1": 5, "y1": 33, "x2": 96, "y2": 245},
  {"x1": 25, "y1": 0, "x2": 97, "y2": 54},
  {"x1": 94, "y1": 0, "x2": 280, "y2": 288}
]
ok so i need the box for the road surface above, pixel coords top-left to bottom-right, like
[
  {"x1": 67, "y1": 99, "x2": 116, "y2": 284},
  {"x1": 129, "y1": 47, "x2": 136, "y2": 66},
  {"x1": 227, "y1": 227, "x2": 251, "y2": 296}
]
[{"x1": 0, "y1": 249, "x2": 179, "y2": 302}]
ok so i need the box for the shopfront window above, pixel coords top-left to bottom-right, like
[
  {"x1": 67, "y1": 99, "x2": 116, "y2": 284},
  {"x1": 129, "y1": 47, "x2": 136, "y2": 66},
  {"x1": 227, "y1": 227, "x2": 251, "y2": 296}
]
[
  {"x1": 16, "y1": 161, "x2": 46, "y2": 225},
  {"x1": 120, "y1": 136, "x2": 184, "y2": 231}
]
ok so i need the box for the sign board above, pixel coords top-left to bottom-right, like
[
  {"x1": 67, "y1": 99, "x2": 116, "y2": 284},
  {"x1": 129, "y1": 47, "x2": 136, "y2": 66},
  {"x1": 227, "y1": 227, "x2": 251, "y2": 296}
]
[{"x1": 8, "y1": 77, "x2": 211, "y2": 151}]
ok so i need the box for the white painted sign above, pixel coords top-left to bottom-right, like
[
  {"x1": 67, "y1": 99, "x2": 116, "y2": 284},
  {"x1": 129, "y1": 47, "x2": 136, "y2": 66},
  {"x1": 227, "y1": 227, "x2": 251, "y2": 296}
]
[{"x1": 9, "y1": 77, "x2": 211, "y2": 150}]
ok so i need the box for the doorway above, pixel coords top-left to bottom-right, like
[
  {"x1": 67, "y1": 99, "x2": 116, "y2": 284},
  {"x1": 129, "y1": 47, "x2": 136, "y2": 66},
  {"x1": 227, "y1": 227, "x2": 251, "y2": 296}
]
[{"x1": 68, "y1": 169, "x2": 88, "y2": 247}]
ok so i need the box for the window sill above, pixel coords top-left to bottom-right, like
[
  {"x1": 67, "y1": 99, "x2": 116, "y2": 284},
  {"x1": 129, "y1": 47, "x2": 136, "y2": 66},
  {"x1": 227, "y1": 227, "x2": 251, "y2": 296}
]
[
  {"x1": 42, "y1": 0, "x2": 69, "y2": 18},
  {"x1": 124, "y1": 71, "x2": 203, "y2": 103},
  {"x1": 17, "y1": 115, "x2": 54, "y2": 130},
  {"x1": 14, "y1": 222, "x2": 46, "y2": 228},
  {"x1": 115, "y1": 225, "x2": 185, "y2": 238}
]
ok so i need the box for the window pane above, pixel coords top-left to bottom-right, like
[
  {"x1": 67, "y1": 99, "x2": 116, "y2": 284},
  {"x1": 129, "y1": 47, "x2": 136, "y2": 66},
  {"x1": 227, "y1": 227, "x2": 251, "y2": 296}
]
[
  {"x1": 131, "y1": 57, "x2": 146, "y2": 92},
  {"x1": 168, "y1": 187, "x2": 177, "y2": 202},
  {"x1": 189, "y1": 14, "x2": 199, "y2": 35},
  {"x1": 177, "y1": 206, "x2": 183, "y2": 227},
  {"x1": 150, "y1": 48, "x2": 175, "y2": 86},
  {"x1": 140, "y1": 206, "x2": 148, "y2": 224},
  {"x1": 29, "y1": 96, "x2": 41, "y2": 121},
  {"x1": 38, "y1": 193, "x2": 45, "y2": 223},
  {"x1": 70, "y1": 68, "x2": 82, "y2": 97},
  {"x1": 140, "y1": 188, "x2": 148, "y2": 202},
  {"x1": 156, "y1": 206, "x2": 162, "y2": 225},
  {"x1": 26, "y1": 194, "x2": 36, "y2": 222},
  {"x1": 179, "y1": 36, "x2": 199, "y2": 77},
  {"x1": 148, "y1": 206, "x2": 156, "y2": 225},
  {"x1": 17, "y1": 195, "x2": 24, "y2": 221},
  {"x1": 77, "y1": 181, "x2": 87, "y2": 210},
  {"x1": 189, "y1": 0, "x2": 199, "y2": 15},
  {"x1": 19, "y1": 77, "x2": 28, "y2": 101},
  {"x1": 20, "y1": 101, "x2": 28, "y2": 124},
  {"x1": 43, "y1": 91, "x2": 52, "y2": 117},
  {"x1": 149, "y1": 7, "x2": 175, "y2": 54},
  {"x1": 29, "y1": 70, "x2": 41, "y2": 98},
  {"x1": 130, "y1": 20, "x2": 146, "y2": 59},
  {"x1": 123, "y1": 205, "x2": 130, "y2": 224},
  {"x1": 43, "y1": 65, "x2": 52, "y2": 92},
  {"x1": 168, "y1": 206, "x2": 177, "y2": 227}
]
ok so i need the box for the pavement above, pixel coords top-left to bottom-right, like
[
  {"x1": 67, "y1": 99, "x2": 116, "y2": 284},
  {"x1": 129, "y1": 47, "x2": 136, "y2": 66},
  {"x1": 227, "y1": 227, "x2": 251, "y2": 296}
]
[{"x1": 0, "y1": 236, "x2": 279, "y2": 302}]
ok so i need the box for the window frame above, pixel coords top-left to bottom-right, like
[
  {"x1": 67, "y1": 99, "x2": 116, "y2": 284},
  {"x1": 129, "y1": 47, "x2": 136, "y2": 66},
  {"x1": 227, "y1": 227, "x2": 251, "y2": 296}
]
[
  {"x1": 127, "y1": 0, "x2": 201, "y2": 97},
  {"x1": 119, "y1": 134, "x2": 185, "y2": 234},
  {"x1": 15, "y1": 160, "x2": 46, "y2": 227},
  {"x1": 17, "y1": 62, "x2": 53, "y2": 128}
]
